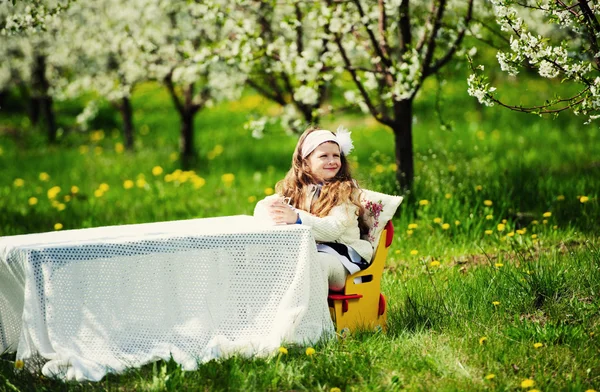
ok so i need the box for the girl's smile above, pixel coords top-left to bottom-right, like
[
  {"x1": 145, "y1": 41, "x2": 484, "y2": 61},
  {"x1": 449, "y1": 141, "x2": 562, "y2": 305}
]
[{"x1": 307, "y1": 142, "x2": 341, "y2": 182}]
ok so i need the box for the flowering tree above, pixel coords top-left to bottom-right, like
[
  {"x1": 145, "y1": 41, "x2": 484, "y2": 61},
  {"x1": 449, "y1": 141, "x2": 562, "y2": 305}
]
[
  {"x1": 231, "y1": 1, "x2": 337, "y2": 136},
  {"x1": 467, "y1": 1, "x2": 600, "y2": 123},
  {"x1": 1, "y1": 0, "x2": 71, "y2": 35},
  {"x1": 323, "y1": 0, "x2": 475, "y2": 191},
  {"x1": 0, "y1": 2, "x2": 69, "y2": 143},
  {"x1": 129, "y1": 0, "x2": 244, "y2": 166},
  {"x1": 54, "y1": 0, "x2": 150, "y2": 150}
]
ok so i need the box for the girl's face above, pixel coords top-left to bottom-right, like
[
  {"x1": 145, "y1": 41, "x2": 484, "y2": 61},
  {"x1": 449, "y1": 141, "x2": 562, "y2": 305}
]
[{"x1": 306, "y1": 142, "x2": 341, "y2": 182}]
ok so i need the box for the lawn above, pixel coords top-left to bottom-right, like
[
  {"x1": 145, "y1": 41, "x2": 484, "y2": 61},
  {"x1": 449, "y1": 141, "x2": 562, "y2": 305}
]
[{"x1": 0, "y1": 72, "x2": 599, "y2": 391}]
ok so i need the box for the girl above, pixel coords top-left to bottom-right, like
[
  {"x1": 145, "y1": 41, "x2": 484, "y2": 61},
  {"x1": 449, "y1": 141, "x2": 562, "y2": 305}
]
[{"x1": 254, "y1": 126, "x2": 373, "y2": 291}]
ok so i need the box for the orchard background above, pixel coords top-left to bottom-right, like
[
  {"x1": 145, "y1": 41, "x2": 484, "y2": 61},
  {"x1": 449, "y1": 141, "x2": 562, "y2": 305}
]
[{"x1": 1, "y1": 1, "x2": 599, "y2": 391}]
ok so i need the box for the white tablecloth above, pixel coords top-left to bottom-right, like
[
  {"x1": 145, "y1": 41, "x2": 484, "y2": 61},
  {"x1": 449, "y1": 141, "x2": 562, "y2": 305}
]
[{"x1": 0, "y1": 215, "x2": 333, "y2": 381}]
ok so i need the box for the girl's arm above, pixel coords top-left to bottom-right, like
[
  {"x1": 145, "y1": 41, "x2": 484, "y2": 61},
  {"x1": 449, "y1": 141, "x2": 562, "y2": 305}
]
[{"x1": 297, "y1": 203, "x2": 357, "y2": 242}]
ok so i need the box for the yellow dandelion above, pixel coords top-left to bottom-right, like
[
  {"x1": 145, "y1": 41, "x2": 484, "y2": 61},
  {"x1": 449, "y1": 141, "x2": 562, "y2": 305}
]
[
  {"x1": 542, "y1": 211, "x2": 552, "y2": 218},
  {"x1": 553, "y1": 225, "x2": 558, "y2": 230},
  {"x1": 486, "y1": 214, "x2": 493, "y2": 220},
  {"x1": 123, "y1": 180, "x2": 134, "y2": 189},
  {"x1": 193, "y1": 177, "x2": 206, "y2": 189},
  {"x1": 520, "y1": 379, "x2": 535, "y2": 388},
  {"x1": 442, "y1": 223, "x2": 450, "y2": 230},
  {"x1": 90, "y1": 130, "x2": 105, "y2": 141},
  {"x1": 264, "y1": 187, "x2": 274, "y2": 195},
  {"x1": 580, "y1": 196, "x2": 589, "y2": 203},
  {"x1": 56, "y1": 203, "x2": 66, "y2": 211},
  {"x1": 54, "y1": 223, "x2": 63, "y2": 231},
  {"x1": 408, "y1": 223, "x2": 418, "y2": 229},
  {"x1": 394, "y1": 250, "x2": 401, "y2": 254},
  {"x1": 475, "y1": 185, "x2": 483, "y2": 191},
  {"x1": 406, "y1": 230, "x2": 413, "y2": 235},
  {"x1": 375, "y1": 164, "x2": 385, "y2": 173},
  {"x1": 99, "y1": 183, "x2": 110, "y2": 192},
  {"x1": 63, "y1": 195, "x2": 71, "y2": 202},
  {"x1": 71, "y1": 186, "x2": 79, "y2": 194},
  {"x1": 47, "y1": 186, "x2": 61, "y2": 199},
  {"x1": 410, "y1": 250, "x2": 418, "y2": 256},
  {"x1": 542, "y1": 220, "x2": 548, "y2": 224},
  {"x1": 502, "y1": 219, "x2": 507, "y2": 224},
  {"x1": 14, "y1": 178, "x2": 25, "y2": 187},
  {"x1": 531, "y1": 220, "x2": 539, "y2": 225},
  {"x1": 419, "y1": 199, "x2": 429, "y2": 206},
  {"x1": 330, "y1": 388, "x2": 342, "y2": 392},
  {"x1": 516, "y1": 229, "x2": 525, "y2": 235},
  {"x1": 530, "y1": 390, "x2": 541, "y2": 392},
  {"x1": 492, "y1": 301, "x2": 500, "y2": 306},
  {"x1": 585, "y1": 389, "x2": 597, "y2": 392},
  {"x1": 14, "y1": 360, "x2": 24, "y2": 369},
  {"x1": 94, "y1": 189, "x2": 104, "y2": 198},
  {"x1": 557, "y1": 195, "x2": 565, "y2": 201},
  {"x1": 429, "y1": 260, "x2": 441, "y2": 267},
  {"x1": 433, "y1": 217, "x2": 442, "y2": 224},
  {"x1": 495, "y1": 263, "x2": 503, "y2": 267},
  {"x1": 248, "y1": 195, "x2": 257, "y2": 203},
  {"x1": 484, "y1": 374, "x2": 495, "y2": 380},
  {"x1": 114, "y1": 143, "x2": 124, "y2": 153},
  {"x1": 305, "y1": 347, "x2": 316, "y2": 356},
  {"x1": 136, "y1": 178, "x2": 147, "y2": 188},
  {"x1": 152, "y1": 166, "x2": 163, "y2": 176},
  {"x1": 455, "y1": 220, "x2": 461, "y2": 226},
  {"x1": 497, "y1": 224, "x2": 505, "y2": 232},
  {"x1": 485, "y1": 230, "x2": 493, "y2": 235},
  {"x1": 445, "y1": 193, "x2": 452, "y2": 199},
  {"x1": 278, "y1": 347, "x2": 288, "y2": 355},
  {"x1": 388, "y1": 163, "x2": 397, "y2": 171},
  {"x1": 507, "y1": 231, "x2": 515, "y2": 237},
  {"x1": 221, "y1": 173, "x2": 235, "y2": 185},
  {"x1": 479, "y1": 336, "x2": 487, "y2": 345},
  {"x1": 531, "y1": 234, "x2": 538, "y2": 239},
  {"x1": 484, "y1": 200, "x2": 493, "y2": 206},
  {"x1": 39, "y1": 172, "x2": 50, "y2": 181},
  {"x1": 533, "y1": 342, "x2": 543, "y2": 348},
  {"x1": 28, "y1": 197, "x2": 38, "y2": 206}
]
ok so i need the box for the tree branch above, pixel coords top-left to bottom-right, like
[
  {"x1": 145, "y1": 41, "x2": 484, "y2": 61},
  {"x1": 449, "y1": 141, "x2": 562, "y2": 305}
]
[
  {"x1": 164, "y1": 71, "x2": 184, "y2": 116},
  {"x1": 425, "y1": 0, "x2": 474, "y2": 79},
  {"x1": 398, "y1": 0, "x2": 411, "y2": 54},
  {"x1": 352, "y1": 0, "x2": 391, "y2": 67}
]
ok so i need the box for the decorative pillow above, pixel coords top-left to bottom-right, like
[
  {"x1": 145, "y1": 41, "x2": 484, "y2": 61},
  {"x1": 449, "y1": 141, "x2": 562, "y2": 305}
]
[{"x1": 359, "y1": 189, "x2": 403, "y2": 248}]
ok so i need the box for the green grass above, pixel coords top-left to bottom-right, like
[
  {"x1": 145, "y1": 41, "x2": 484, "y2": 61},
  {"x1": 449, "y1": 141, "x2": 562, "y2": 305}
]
[{"x1": 0, "y1": 71, "x2": 599, "y2": 391}]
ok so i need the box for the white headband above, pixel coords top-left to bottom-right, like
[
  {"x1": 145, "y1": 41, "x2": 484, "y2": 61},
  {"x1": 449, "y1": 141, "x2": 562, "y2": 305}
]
[{"x1": 301, "y1": 126, "x2": 354, "y2": 159}]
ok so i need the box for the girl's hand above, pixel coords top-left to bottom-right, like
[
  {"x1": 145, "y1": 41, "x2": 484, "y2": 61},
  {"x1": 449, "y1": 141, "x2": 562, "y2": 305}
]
[{"x1": 267, "y1": 199, "x2": 298, "y2": 225}]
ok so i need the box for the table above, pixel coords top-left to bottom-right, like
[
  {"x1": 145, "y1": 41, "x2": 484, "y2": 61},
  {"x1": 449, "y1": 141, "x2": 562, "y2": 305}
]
[{"x1": 0, "y1": 215, "x2": 333, "y2": 381}]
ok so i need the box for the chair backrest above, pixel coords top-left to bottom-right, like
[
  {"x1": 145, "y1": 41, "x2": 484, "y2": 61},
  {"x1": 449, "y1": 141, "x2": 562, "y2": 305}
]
[{"x1": 344, "y1": 220, "x2": 394, "y2": 293}]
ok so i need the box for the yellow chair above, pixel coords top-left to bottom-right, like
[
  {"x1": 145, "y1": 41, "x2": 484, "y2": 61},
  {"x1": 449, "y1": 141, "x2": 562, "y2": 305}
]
[{"x1": 327, "y1": 221, "x2": 394, "y2": 335}]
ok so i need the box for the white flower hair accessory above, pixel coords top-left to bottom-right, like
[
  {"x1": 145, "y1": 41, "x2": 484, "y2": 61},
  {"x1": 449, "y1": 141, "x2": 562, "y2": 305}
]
[
  {"x1": 335, "y1": 125, "x2": 354, "y2": 156},
  {"x1": 301, "y1": 126, "x2": 355, "y2": 158}
]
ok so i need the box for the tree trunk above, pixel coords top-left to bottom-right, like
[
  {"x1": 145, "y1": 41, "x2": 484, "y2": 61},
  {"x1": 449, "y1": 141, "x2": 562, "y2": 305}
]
[
  {"x1": 119, "y1": 96, "x2": 134, "y2": 151},
  {"x1": 32, "y1": 54, "x2": 56, "y2": 143},
  {"x1": 180, "y1": 109, "x2": 195, "y2": 169},
  {"x1": 392, "y1": 99, "x2": 415, "y2": 192}
]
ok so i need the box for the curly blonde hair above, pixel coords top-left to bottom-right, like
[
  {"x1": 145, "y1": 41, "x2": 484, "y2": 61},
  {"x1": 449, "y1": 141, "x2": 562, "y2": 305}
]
[{"x1": 275, "y1": 127, "x2": 368, "y2": 234}]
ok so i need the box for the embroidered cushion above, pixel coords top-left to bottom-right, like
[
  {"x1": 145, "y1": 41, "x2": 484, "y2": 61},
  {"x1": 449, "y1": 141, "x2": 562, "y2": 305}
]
[{"x1": 360, "y1": 189, "x2": 403, "y2": 248}]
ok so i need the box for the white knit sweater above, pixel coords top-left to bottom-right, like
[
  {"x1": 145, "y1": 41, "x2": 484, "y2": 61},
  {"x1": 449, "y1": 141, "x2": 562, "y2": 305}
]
[{"x1": 254, "y1": 194, "x2": 374, "y2": 262}]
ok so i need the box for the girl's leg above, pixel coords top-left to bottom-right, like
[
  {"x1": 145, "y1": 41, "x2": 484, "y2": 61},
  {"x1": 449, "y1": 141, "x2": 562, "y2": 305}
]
[{"x1": 316, "y1": 252, "x2": 348, "y2": 291}]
